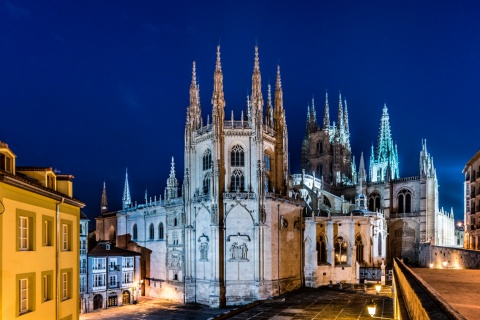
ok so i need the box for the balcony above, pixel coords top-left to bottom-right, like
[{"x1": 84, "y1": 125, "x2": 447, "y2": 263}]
[
  {"x1": 122, "y1": 264, "x2": 134, "y2": 270},
  {"x1": 93, "y1": 265, "x2": 106, "y2": 273},
  {"x1": 109, "y1": 265, "x2": 120, "y2": 271},
  {"x1": 108, "y1": 281, "x2": 120, "y2": 289},
  {"x1": 92, "y1": 285, "x2": 106, "y2": 292},
  {"x1": 122, "y1": 281, "x2": 134, "y2": 288}
]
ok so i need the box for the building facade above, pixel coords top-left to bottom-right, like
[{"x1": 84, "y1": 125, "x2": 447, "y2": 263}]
[
  {"x1": 463, "y1": 150, "x2": 480, "y2": 249},
  {"x1": 80, "y1": 211, "x2": 89, "y2": 310},
  {"x1": 0, "y1": 141, "x2": 84, "y2": 320},
  {"x1": 105, "y1": 45, "x2": 455, "y2": 307}
]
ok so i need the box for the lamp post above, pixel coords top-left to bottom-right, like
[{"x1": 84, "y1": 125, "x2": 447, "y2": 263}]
[
  {"x1": 367, "y1": 300, "x2": 395, "y2": 319},
  {"x1": 375, "y1": 283, "x2": 381, "y2": 295}
]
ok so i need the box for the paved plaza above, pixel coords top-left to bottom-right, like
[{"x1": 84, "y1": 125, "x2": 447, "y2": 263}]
[{"x1": 80, "y1": 286, "x2": 393, "y2": 320}]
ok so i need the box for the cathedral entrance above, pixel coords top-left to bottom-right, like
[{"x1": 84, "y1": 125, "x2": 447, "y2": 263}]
[{"x1": 93, "y1": 294, "x2": 103, "y2": 310}]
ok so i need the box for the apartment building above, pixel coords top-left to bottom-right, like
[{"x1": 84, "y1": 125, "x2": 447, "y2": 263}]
[{"x1": 464, "y1": 149, "x2": 480, "y2": 249}]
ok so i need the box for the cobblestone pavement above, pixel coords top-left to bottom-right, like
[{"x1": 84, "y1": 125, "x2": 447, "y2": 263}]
[{"x1": 80, "y1": 286, "x2": 393, "y2": 320}]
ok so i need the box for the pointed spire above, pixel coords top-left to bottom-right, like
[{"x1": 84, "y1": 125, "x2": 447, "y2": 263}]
[
  {"x1": 343, "y1": 99, "x2": 351, "y2": 148},
  {"x1": 165, "y1": 156, "x2": 178, "y2": 200},
  {"x1": 122, "y1": 168, "x2": 131, "y2": 210},
  {"x1": 358, "y1": 152, "x2": 366, "y2": 183},
  {"x1": 100, "y1": 181, "x2": 108, "y2": 215},
  {"x1": 323, "y1": 91, "x2": 330, "y2": 129},
  {"x1": 251, "y1": 45, "x2": 264, "y2": 112},
  {"x1": 189, "y1": 61, "x2": 201, "y2": 129},
  {"x1": 211, "y1": 45, "x2": 225, "y2": 111},
  {"x1": 274, "y1": 65, "x2": 284, "y2": 127},
  {"x1": 311, "y1": 96, "x2": 316, "y2": 123},
  {"x1": 266, "y1": 83, "x2": 273, "y2": 127},
  {"x1": 335, "y1": 92, "x2": 344, "y2": 142}
]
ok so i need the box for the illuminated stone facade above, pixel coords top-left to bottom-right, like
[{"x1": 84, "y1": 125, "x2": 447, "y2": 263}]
[{"x1": 463, "y1": 149, "x2": 480, "y2": 250}]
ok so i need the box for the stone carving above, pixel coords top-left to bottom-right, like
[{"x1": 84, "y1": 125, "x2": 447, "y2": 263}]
[
  {"x1": 200, "y1": 242, "x2": 209, "y2": 261},
  {"x1": 229, "y1": 242, "x2": 249, "y2": 262},
  {"x1": 280, "y1": 215, "x2": 288, "y2": 229},
  {"x1": 170, "y1": 253, "x2": 182, "y2": 268}
]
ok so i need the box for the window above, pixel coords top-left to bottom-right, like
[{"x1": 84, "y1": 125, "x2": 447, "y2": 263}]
[
  {"x1": 17, "y1": 210, "x2": 35, "y2": 251},
  {"x1": 132, "y1": 224, "x2": 138, "y2": 240},
  {"x1": 149, "y1": 223, "x2": 154, "y2": 240},
  {"x1": 122, "y1": 257, "x2": 134, "y2": 268},
  {"x1": 19, "y1": 217, "x2": 28, "y2": 251},
  {"x1": 378, "y1": 234, "x2": 382, "y2": 256},
  {"x1": 174, "y1": 217, "x2": 177, "y2": 226},
  {"x1": 123, "y1": 271, "x2": 133, "y2": 284},
  {"x1": 231, "y1": 145, "x2": 245, "y2": 167},
  {"x1": 61, "y1": 220, "x2": 72, "y2": 251},
  {"x1": 41, "y1": 271, "x2": 53, "y2": 302},
  {"x1": 368, "y1": 193, "x2": 381, "y2": 212},
  {"x1": 60, "y1": 269, "x2": 72, "y2": 301},
  {"x1": 109, "y1": 275, "x2": 117, "y2": 287},
  {"x1": 203, "y1": 149, "x2": 212, "y2": 171},
  {"x1": 355, "y1": 235, "x2": 364, "y2": 264},
  {"x1": 93, "y1": 274, "x2": 105, "y2": 288},
  {"x1": 109, "y1": 259, "x2": 117, "y2": 271},
  {"x1": 0, "y1": 153, "x2": 12, "y2": 172},
  {"x1": 93, "y1": 258, "x2": 106, "y2": 270},
  {"x1": 264, "y1": 153, "x2": 271, "y2": 171},
  {"x1": 334, "y1": 237, "x2": 348, "y2": 265},
  {"x1": 231, "y1": 169, "x2": 245, "y2": 192},
  {"x1": 316, "y1": 235, "x2": 327, "y2": 265},
  {"x1": 158, "y1": 223, "x2": 164, "y2": 240},
  {"x1": 398, "y1": 189, "x2": 412, "y2": 213},
  {"x1": 17, "y1": 272, "x2": 35, "y2": 315},
  {"x1": 203, "y1": 174, "x2": 211, "y2": 194},
  {"x1": 42, "y1": 216, "x2": 54, "y2": 247}
]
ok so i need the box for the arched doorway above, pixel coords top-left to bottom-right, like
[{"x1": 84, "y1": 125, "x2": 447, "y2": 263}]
[
  {"x1": 93, "y1": 294, "x2": 103, "y2": 310},
  {"x1": 107, "y1": 292, "x2": 117, "y2": 307},
  {"x1": 122, "y1": 291, "x2": 130, "y2": 304}
]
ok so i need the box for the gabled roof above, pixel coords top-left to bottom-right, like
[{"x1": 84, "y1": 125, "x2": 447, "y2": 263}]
[{"x1": 88, "y1": 243, "x2": 141, "y2": 257}]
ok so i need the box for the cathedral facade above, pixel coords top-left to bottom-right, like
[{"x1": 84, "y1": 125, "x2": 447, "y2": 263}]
[{"x1": 99, "y1": 45, "x2": 454, "y2": 307}]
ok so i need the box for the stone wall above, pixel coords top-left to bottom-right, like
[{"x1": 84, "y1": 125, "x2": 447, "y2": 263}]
[
  {"x1": 418, "y1": 244, "x2": 480, "y2": 269},
  {"x1": 393, "y1": 258, "x2": 465, "y2": 320}
]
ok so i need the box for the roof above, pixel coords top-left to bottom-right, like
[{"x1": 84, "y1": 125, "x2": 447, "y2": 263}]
[
  {"x1": 88, "y1": 243, "x2": 141, "y2": 257},
  {"x1": 80, "y1": 211, "x2": 89, "y2": 220}
]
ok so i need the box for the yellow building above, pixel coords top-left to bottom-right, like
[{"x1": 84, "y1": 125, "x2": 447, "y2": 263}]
[{"x1": 0, "y1": 141, "x2": 85, "y2": 320}]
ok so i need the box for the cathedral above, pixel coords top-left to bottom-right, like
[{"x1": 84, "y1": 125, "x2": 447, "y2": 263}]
[{"x1": 95, "y1": 45, "x2": 454, "y2": 308}]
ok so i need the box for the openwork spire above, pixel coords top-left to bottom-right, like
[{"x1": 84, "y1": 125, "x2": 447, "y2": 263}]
[
  {"x1": 165, "y1": 156, "x2": 178, "y2": 200},
  {"x1": 100, "y1": 181, "x2": 108, "y2": 215},
  {"x1": 266, "y1": 83, "x2": 273, "y2": 127},
  {"x1": 335, "y1": 92, "x2": 344, "y2": 142},
  {"x1": 323, "y1": 91, "x2": 330, "y2": 129},
  {"x1": 251, "y1": 45, "x2": 263, "y2": 112},
  {"x1": 274, "y1": 65, "x2": 284, "y2": 118},
  {"x1": 211, "y1": 45, "x2": 225, "y2": 111},
  {"x1": 189, "y1": 61, "x2": 201, "y2": 129},
  {"x1": 122, "y1": 168, "x2": 131, "y2": 210}
]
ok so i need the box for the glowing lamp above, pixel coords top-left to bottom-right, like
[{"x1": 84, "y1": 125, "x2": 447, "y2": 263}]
[
  {"x1": 429, "y1": 263, "x2": 434, "y2": 268},
  {"x1": 442, "y1": 261, "x2": 448, "y2": 268},
  {"x1": 375, "y1": 283, "x2": 381, "y2": 295},
  {"x1": 367, "y1": 300, "x2": 376, "y2": 317}
]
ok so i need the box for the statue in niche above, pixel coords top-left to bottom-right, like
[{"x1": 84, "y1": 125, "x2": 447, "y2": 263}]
[
  {"x1": 170, "y1": 253, "x2": 181, "y2": 268},
  {"x1": 199, "y1": 242, "x2": 208, "y2": 261},
  {"x1": 280, "y1": 215, "x2": 288, "y2": 229}
]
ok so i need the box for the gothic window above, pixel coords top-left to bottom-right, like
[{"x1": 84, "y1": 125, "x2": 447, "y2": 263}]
[
  {"x1": 231, "y1": 169, "x2": 245, "y2": 192},
  {"x1": 149, "y1": 223, "x2": 154, "y2": 240},
  {"x1": 203, "y1": 149, "x2": 212, "y2": 171},
  {"x1": 398, "y1": 189, "x2": 412, "y2": 213},
  {"x1": 368, "y1": 193, "x2": 381, "y2": 212},
  {"x1": 316, "y1": 235, "x2": 327, "y2": 265},
  {"x1": 264, "y1": 153, "x2": 271, "y2": 171},
  {"x1": 316, "y1": 164, "x2": 323, "y2": 176},
  {"x1": 355, "y1": 235, "x2": 364, "y2": 264},
  {"x1": 203, "y1": 173, "x2": 211, "y2": 195},
  {"x1": 265, "y1": 175, "x2": 269, "y2": 192},
  {"x1": 132, "y1": 224, "x2": 137, "y2": 240},
  {"x1": 231, "y1": 145, "x2": 244, "y2": 167},
  {"x1": 334, "y1": 237, "x2": 347, "y2": 265},
  {"x1": 316, "y1": 141, "x2": 323, "y2": 154},
  {"x1": 377, "y1": 168, "x2": 383, "y2": 181},
  {"x1": 158, "y1": 223, "x2": 164, "y2": 240},
  {"x1": 174, "y1": 217, "x2": 178, "y2": 226},
  {"x1": 323, "y1": 196, "x2": 331, "y2": 208},
  {"x1": 378, "y1": 234, "x2": 382, "y2": 256}
]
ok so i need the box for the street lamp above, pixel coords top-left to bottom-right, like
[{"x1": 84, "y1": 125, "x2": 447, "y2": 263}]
[
  {"x1": 429, "y1": 263, "x2": 434, "y2": 269},
  {"x1": 442, "y1": 261, "x2": 448, "y2": 268},
  {"x1": 367, "y1": 300, "x2": 395, "y2": 319},
  {"x1": 375, "y1": 283, "x2": 381, "y2": 295}
]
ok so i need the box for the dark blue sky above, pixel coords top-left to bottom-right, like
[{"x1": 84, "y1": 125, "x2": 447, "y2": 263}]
[{"x1": 1, "y1": 1, "x2": 478, "y2": 222}]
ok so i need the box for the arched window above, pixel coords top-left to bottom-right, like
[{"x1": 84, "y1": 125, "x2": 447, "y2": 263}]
[
  {"x1": 203, "y1": 174, "x2": 211, "y2": 195},
  {"x1": 264, "y1": 152, "x2": 271, "y2": 171},
  {"x1": 378, "y1": 233, "x2": 382, "y2": 256},
  {"x1": 231, "y1": 169, "x2": 245, "y2": 192},
  {"x1": 368, "y1": 193, "x2": 381, "y2": 212},
  {"x1": 377, "y1": 168, "x2": 383, "y2": 181},
  {"x1": 231, "y1": 145, "x2": 244, "y2": 167},
  {"x1": 158, "y1": 222, "x2": 164, "y2": 240},
  {"x1": 132, "y1": 224, "x2": 137, "y2": 240},
  {"x1": 203, "y1": 149, "x2": 212, "y2": 171},
  {"x1": 149, "y1": 223, "x2": 154, "y2": 240},
  {"x1": 317, "y1": 141, "x2": 323, "y2": 154},
  {"x1": 174, "y1": 217, "x2": 177, "y2": 226},
  {"x1": 355, "y1": 235, "x2": 364, "y2": 264},
  {"x1": 398, "y1": 189, "x2": 412, "y2": 213},
  {"x1": 334, "y1": 237, "x2": 347, "y2": 265},
  {"x1": 317, "y1": 235, "x2": 327, "y2": 265}
]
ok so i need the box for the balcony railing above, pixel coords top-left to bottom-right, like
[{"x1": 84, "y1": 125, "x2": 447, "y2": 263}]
[
  {"x1": 92, "y1": 285, "x2": 106, "y2": 292},
  {"x1": 122, "y1": 264, "x2": 134, "y2": 270},
  {"x1": 108, "y1": 281, "x2": 120, "y2": 289},
  {"x1": 93, "y1": 265, "x2": 106, "y2": 272},
  {"x1": 109, "y1": 265, "x2": 120, "y2": 271},
  {"x1": 122, "y1": 281, "x2": 134, "y2": 288}
]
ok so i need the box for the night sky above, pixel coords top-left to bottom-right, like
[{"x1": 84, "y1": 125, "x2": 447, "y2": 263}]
[{"x1": 1, "y1": 1, "x2": 478, "y2": 223}]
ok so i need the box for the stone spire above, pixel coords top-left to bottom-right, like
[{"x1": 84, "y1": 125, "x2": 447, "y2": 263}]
[
  {"x1": 165, "y1": 156, "x2": 178, "y2": 200},
  {"x1": 274, "y1": 65, "x2": 285, "y2": 131},
  {"x1": 189, "y1": 61, "x2": 202, "y2": 130},
  {"x1": 100, "y1": 181, "x2": 108, "y2": 215},
  {"x1": 266, "y1": 83, "x2": 274, "y2": 127},
  {"x1": 323, "y1": 91, "x2": 330, "y2": 130},
  {"x1": 335, "y1": 92, "x2": 344, "y2": 142},
  {"x1": 122, "y1": 168, "x2": 131, "y2": 210},
  {"x1": 211, "y1": 45, "x2": 225, "y2": 115},
  {"x1": 343, "y1": 99, "x2": 351, "y2": 148},
  {"x1": 251, "y1": 45, "x2": 264, "y2": 113},
  {"x1": 358, "y1": 152, "x2": 366, "y2": 183}
]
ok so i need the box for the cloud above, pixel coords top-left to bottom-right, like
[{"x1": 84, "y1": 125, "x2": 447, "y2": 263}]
[{"x1": 4, "y1": 1, "x2": 29, "y2": 18}]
